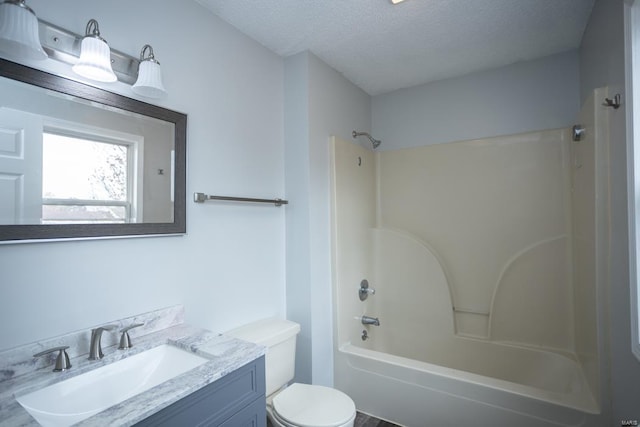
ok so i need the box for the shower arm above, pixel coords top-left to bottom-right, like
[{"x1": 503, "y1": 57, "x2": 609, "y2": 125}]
[{"x1": 352, "y1": 130, "x2": 382, "y2": 149}]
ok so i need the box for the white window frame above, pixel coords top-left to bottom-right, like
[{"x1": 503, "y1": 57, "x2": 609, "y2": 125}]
[
  {"x1": 625, "y1": 0, "x2": 640, "y2": 362},
  {"x1": 42, "y1": 118, "x2": 144, "y2": 224}
]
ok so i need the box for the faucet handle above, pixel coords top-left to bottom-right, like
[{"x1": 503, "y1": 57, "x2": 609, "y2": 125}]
[
  {"x1": 119, "y1": 323, "x2": 144, "y2": 349},
  {"x1": 359, "y1": 279, "x2": 376, "y2": 301},
  {"x1": 33, "y1": 346, "x2": 72, "y2": 372}
]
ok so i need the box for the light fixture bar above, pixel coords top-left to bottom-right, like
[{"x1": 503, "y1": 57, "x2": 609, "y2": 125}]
[{"x1": 37, "y1": 19, "x2": 139, "y2": 84}]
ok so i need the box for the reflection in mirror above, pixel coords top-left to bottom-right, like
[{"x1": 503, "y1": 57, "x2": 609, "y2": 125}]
[{"x1": 0, "y1": 58, "x2": 186, "y2": 242}]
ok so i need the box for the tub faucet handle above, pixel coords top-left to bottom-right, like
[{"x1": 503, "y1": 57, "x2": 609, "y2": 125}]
[
  {"x1": 118, "y1": 323, "x2": 145, "y2": 349},
  {"x1": 33, "y1": 346, "x2": 72, "y2": 372},
  {"x1": 359, "y1": 279, "x2": 376, "y2": 301}
]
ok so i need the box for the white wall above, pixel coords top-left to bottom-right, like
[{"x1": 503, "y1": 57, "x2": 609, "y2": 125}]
[
  {"x1": 284, "y1": 52, "x2": 313, "y2": 384},
  {"x1": 0, "y1": 0, "x2": 286, "y2": 351},
  {"x1": 284, "y1": 51, "x2": 371, "y2": 386},
  {"x1": 372, "y1": 51, "x2": 580, "y2": 150},
  {"x1": 580, "y1": 0, "x2": 640, "y2": 422}
]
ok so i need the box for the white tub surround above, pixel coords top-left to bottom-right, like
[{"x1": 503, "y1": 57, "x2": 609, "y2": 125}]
[
  {"x1": 0, "y1": 306, "x2": 265, "y2": 426},
  {"x1": 330, "y1": 89, "x2": 610, "y2": 426}
]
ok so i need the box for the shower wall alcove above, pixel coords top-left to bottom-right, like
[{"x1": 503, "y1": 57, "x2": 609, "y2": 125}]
[{"x1": 330, "y1": 88, "x2": 611, "y2": 426}]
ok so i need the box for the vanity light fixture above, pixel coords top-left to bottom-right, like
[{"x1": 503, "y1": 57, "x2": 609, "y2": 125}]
[
  {"x1": 132, "y1": 44, "x2": 166, "y2": 99},
  {"x1": 390, "y1": 0, "x2": 407, "y2": 3},
  {"x1": 0, "y1": 10, "x2": 168, "y2": 97},
  {"x1": 0, "y1": 0, "x2": 47, "y2": 60},
  {"x1": 72, "y1": 19, "x2": 117, "y2": 83}
]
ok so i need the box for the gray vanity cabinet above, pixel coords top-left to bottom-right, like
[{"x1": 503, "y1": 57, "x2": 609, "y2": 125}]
[{"x1": 134, "y1": 356, "x2": 266, "y2": 427}]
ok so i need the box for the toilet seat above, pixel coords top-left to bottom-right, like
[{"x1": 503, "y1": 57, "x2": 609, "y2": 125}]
[{"x1": 271, "y1": 383, "x2": 356, "y2": 427}]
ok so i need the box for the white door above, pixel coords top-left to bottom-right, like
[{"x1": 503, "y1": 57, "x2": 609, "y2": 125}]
[{"x1": 0, "y1": 108, "x2": 43, "y2": 224}]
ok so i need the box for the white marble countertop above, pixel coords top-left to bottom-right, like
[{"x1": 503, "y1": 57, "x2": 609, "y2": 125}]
[{"x1": 0, "y1": 324, "x2": 265, "y2": 426}]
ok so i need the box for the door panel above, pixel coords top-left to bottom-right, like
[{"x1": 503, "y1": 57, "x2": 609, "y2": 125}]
[{"x1": 0, "y1": 108, "x2": 43, "y2": 224}]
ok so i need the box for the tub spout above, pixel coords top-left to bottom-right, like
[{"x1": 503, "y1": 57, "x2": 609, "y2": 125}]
[{"x1": 361, "y1": 316, "x2": 380, "y2": 326}]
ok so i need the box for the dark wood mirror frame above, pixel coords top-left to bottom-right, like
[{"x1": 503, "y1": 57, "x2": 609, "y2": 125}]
[{"x1": 0, "y1": 58, "x2": 186, "y2": 243}]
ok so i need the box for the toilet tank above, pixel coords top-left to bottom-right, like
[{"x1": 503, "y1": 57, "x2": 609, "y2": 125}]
[{"x1": 226, "y1": 318, "x2": 300, "y2": 396}]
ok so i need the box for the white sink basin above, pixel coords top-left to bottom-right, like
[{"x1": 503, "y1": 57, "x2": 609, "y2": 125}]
[{"x1": 16, "y1": 344, "x2": 208, "y2": 427}]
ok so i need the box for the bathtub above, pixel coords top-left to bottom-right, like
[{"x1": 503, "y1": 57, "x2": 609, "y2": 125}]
[
  {"x1": 330, "y1": 98, "x2": 610, "y2": 427},
  {"x1": 335, "y1": 340, "x2": 603, "y2": 427}
]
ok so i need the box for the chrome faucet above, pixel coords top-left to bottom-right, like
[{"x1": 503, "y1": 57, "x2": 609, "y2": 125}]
[
  {"x1": 88, "y1": 325, "x2": 117, "y2": 360},
  {"x1": 361, "y1": 316, "x2": 380, "y2": 326}
]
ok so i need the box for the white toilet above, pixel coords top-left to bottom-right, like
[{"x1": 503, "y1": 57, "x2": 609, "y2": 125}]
[{"x1": 226, "y1": 318, "x2": 356, "y2": 427}]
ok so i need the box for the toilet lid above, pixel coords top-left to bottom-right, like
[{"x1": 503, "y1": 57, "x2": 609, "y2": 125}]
[{"x1": 272, "y1": 383, "x2": 356, "y2": 427}]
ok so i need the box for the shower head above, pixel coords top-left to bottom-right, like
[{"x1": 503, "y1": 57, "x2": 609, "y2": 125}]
[{"x1": 352, "y1": 131, "x2": 381, "y2": 149}]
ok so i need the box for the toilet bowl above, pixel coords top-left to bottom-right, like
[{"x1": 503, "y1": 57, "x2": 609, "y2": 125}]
[
  {"x1": 268, "y1": 383, "x2": 356, "y2": 427},
  {"x1": 225, "y1": 318, "x2": 356, "y2": 427}
]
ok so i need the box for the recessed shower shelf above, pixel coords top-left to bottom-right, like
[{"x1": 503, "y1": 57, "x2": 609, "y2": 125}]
[{"x1": 453, "y1": 306, "x2": 490, "y2": 316}]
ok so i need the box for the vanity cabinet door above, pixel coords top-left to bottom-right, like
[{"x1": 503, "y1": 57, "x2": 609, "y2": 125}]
[
  {"x1": 219, "y1": 397, "x2": 264, "y2": 427},
  {"x1": 134, "y1": 356, "x2": 265, "y2": 427}
]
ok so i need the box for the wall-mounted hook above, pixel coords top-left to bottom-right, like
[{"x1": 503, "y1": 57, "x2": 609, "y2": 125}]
[{"x1": 603, "y1": 94, "x2": 621, "y2": 109}]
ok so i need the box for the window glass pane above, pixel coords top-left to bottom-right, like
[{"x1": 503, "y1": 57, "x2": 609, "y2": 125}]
[
  {"x1": 42, "y1": 133, "x2": 128, "y2": 201},
  {"x1": 41, "y1": 205, "x2": 126, "y2": 224}
]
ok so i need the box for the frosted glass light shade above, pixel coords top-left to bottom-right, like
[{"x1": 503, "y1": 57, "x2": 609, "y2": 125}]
[
  {"x1": 72, "y1": 36, "x2": 117, "y2": 83},
  {"x1": 132, "y1": 59, "x2": 166, "y2": 98},
  {"x1": 0, "y1": 1, "x2": 47, "y2": 60}
]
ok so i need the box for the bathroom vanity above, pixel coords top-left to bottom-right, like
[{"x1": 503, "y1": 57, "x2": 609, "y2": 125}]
[
  {"x1": 134, "y1": 357, "x2": 265, "y2": 427},
  {"x1": 0, "y1": 306, "x2": 266, "y2": 426}
]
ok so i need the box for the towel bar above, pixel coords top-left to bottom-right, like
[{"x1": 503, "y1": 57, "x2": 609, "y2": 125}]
[{"x1": 193, "y1": 192, "x2": 288, "y2": 207}]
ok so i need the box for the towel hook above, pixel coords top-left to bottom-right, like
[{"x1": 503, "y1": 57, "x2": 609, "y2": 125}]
[{"x1": 603, "y1": 94, "x2": 621, "y2": 109}]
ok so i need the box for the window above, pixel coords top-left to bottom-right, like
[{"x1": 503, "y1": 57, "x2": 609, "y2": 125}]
[{"x1": 41, "y1": 126, "x2": 140, "y2": 224}]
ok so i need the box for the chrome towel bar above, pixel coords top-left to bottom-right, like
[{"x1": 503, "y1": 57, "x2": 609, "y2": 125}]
[{"x1": 193, "y1": 192, "x2": 288, "y2": 207}]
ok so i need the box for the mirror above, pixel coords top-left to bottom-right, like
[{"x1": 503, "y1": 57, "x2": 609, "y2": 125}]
[{"x1": 0, "y1": 58, "x2": 186, "y2": 243}]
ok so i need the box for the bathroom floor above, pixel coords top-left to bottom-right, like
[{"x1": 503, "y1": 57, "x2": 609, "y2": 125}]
[
  {"x1": 266, "y1": 412, "x2": 400, "y2": 427},
  {"x1": 354, "y1": 412, "x2": 401, "y2": 426}
]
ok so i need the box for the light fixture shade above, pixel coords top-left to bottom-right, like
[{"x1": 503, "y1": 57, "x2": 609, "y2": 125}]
[
  {"x1": 132, "y1": 45, "x2": 166, "y2": 99},
  {"x1": 132, "y1": 59, "x2": 166, "y2": 98},
  {"x1": 72, "y1": 35, "x2": 117, "y2": 82},
  {"x1": 0, "y1": 1, "x2": 47, "y2": 61}
]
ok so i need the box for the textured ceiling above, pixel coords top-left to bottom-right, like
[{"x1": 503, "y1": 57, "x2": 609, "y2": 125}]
[{"x1": 196, "y1": 0, "x2": 595, "y2": 96}]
